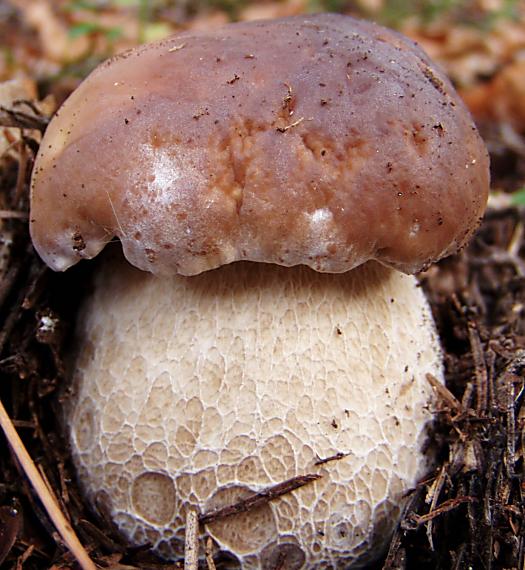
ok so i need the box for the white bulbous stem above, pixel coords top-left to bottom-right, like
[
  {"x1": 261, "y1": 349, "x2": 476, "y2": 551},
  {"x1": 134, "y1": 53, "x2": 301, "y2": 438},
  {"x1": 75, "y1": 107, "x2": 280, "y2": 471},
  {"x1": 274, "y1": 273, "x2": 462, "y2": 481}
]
[{"x1": 67, "y1": 256, "x2": 443, "y2": 568}]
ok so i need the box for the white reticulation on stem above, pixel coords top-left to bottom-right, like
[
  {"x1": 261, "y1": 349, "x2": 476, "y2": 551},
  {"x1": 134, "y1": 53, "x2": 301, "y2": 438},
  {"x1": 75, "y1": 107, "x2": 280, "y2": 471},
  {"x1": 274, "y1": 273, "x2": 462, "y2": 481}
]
[{"x1": 67, "y1": 257, "x2": 443, "y2": 568}]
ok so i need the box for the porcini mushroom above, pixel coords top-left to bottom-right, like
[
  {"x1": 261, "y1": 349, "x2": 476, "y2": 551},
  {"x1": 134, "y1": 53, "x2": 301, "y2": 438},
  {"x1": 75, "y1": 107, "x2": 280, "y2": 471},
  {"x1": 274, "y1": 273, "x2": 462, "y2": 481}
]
[{"x1": 30, "y1": 14, "x2": 489, "y2": 568}]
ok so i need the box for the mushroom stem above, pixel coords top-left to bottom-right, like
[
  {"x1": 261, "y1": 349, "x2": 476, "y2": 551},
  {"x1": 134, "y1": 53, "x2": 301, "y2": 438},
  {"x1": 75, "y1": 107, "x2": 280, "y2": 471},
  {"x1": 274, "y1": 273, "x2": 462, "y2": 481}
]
[{"x1": 67, "y1": 257, "x2": 443, "y2": 567}]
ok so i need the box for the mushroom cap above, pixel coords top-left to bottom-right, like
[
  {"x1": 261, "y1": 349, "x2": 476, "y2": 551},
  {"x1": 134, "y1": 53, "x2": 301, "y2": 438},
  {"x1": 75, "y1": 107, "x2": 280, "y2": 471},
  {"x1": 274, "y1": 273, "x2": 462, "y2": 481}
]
[
  {"x1": 30, "y1": 14, "x2": 489, "y2": 277},
  {"x1": 68, "y1": 258, "x2": 443, "y2": 567}
]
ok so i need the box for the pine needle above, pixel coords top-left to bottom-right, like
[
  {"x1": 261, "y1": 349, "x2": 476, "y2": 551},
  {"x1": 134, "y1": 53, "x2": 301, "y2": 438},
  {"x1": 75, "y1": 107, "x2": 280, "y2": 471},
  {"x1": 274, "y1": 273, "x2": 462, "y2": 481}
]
[{"x1": 0, "y1": 398, "x2": 97, "y2": 570}]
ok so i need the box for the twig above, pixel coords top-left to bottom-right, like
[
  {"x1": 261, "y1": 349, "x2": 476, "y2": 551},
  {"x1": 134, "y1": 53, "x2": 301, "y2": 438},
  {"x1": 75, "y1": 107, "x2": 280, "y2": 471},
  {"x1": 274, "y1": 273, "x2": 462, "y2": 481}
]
[
  {"x1": 15, "y1": 543, "x2": 35, "y2": 570},
  {"x1": 426, "y1": 373, "x2": 463, "y2": 416},
  {"x1": 468, "y1": 323, "x2": 488, "y2": 414},
  {"x1": 12, "y1": 100, "x2": 42, "y2": 117},
  {"x1": 402, "y1": 496, "x2": 478, "y2": 529},
  {"x1": 205, "y1": 537, "x2": 216, "y2": 570},
  {"x1": 507, "y1": 221, "x2": 524, "y2": 257},
  {"x1": 282, "y1": 83, "x2": 294, "y2": 114},
  {"x1": 495, "y1": 351, "x2": 525, "y2": 477},
  {"x1": 424, "y1": 465, "x2": 448, "y2": 550},
  {"x1": 57, "y1": 461, "x2": 70, "y2": 508},
  {"x1": 482, "y1": 462, "x2": 498, "y2": 564},
  {"x1": 184, "y1": 510, "x2": 199, "y2": 570},
  {"x1": 0, "y1": 398, "x2": 97, "y2": 570},
  {"x1": 0, "y1": 210, "x2": 28, "y2": 220},
  {"x1": 14, "y1": 139, "x2": 29, "y2": 202},
  {"x1": 37, "y1": 464, "x2": 71, "y2": 524},
  {"x1": 276, "y1": 117, "x2": 304, "y2": 133},
  {"x1": 461, "y1": 381, "x2": 475, "y2": 411},
  {"x1": 199, "y1": 474, "x2": 321, "y2": 525},
  {"x1": 314, "y1": 451, "x2": 349, "y2": 465},
  {"x1": 0, "y1": 106, "x2": 49, "y2": 132},
  {"x1": 168, "y1": 43, "x2": 186, "y2": 53},
  {"x1": 469, "y1": 251, "x2": 525, "y2": 276},
  {"x1": 11, "y1": 420, "x2": 35, "y2": 429}
]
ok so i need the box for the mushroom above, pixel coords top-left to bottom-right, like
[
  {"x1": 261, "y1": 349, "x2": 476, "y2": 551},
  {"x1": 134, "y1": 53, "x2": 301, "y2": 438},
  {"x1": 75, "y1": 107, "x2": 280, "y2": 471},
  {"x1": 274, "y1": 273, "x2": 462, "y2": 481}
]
[{"x1": 29, "y1": 14, "x2": 489, "y2": 569}]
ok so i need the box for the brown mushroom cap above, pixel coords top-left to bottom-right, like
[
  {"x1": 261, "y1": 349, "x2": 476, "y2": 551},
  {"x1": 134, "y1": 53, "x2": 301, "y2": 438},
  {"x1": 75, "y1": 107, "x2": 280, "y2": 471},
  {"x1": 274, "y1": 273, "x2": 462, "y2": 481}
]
[{"x1": 30, "y1": 14, "x2": 489, "y2": 276}]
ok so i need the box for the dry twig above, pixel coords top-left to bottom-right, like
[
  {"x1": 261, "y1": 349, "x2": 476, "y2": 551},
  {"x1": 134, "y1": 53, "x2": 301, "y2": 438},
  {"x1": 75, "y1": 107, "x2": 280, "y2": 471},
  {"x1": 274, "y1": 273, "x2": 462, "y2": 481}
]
[
  {"x1": 204, "y1": 537, "x2": 217, "y2": 570},
  {"x1": 199, "y1": 474, "x2": 321, "y2": 525},
  {"x1": 402, "y1": 496, "x2": 478, "y2": 529},
  {"x1": 0, "y1": 398, "x2": 97, "y2": 570},
  {"x1": 426, "y1": 373, "x2": 463, "y2": 416},
  {"x1": 468, "y1": 322, "x2": 488, "y2": 414},
  {"x1": 314, "y1": 451, "x2": 349, "y2": 465},
  {"x1": 0, "y1": 210, "x2": 28, "y2": 219},
  {"x1": 184, "y1": 510, "x2": 199, "y2": 570},
  {"x1": 424, "y1": 465, "x2": 448, "y2": 550},
  {"x1": 0, "y1": 106, "x2": 49, "y2": 132}
]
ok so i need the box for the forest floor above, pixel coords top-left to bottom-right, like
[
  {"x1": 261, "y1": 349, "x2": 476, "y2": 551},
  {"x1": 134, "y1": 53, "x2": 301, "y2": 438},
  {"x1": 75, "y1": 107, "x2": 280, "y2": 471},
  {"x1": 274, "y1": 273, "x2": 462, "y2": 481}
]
[{"x1": 1, "y1": 1, "x2": 525, "y2": 568}]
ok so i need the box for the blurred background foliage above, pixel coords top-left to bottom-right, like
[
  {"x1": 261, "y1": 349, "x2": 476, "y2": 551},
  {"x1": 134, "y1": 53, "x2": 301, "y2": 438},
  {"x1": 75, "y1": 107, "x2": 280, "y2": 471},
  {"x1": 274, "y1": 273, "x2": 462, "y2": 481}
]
[
  {"x1": 1, "y1": 0, "x2": 523, "y2": 81},
  {"x1": 0, "y1": 0, "x2": 525, "y2": 193}
]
